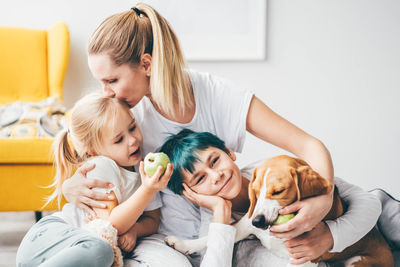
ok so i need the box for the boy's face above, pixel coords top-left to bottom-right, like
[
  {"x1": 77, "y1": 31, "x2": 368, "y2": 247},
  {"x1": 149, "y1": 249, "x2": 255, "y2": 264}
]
[
  {"x1": 97, "y1": 110, "x2": 143, "y2": 168},
  {"x1": 182, "y1": 147, "x2": 242, "y2": 199}
]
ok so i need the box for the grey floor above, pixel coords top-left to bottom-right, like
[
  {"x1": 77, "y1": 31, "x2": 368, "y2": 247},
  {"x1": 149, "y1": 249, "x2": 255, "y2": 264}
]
[
  {"x1": 1, "y1": 212, "x2": 398, "y2": 267},
  {"x1": 0, "y1": 211, "x2": 52, "y2": 267}
]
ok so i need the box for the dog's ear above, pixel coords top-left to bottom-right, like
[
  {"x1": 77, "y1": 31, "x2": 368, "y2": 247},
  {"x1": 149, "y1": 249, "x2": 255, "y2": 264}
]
[
  {"x1": 294, "y1": 165, "x2": 333, "y2": 200},
  {"x1": 248, "y1": 165, "x2": 267, "y2": 218},
  {"x1": 248, "y1": 169, "x2": 258, "y2": 218}
]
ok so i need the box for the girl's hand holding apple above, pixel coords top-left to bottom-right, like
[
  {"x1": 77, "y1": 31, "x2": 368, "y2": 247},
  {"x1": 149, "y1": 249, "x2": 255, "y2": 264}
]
[{"x1": 139, "y1": 152, "x2": 172, "y2": 193}]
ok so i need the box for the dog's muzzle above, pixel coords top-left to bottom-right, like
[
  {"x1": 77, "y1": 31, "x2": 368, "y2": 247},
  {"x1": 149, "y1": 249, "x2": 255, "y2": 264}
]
[{"x1": 252, "y1": 215, "x2": 270, "y2": 229}]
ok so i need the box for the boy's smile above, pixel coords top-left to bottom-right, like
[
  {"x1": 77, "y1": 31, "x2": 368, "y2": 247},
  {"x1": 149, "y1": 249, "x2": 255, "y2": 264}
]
[{"x1": 182, "y1": 147, "x2": 242, "y2": 200}]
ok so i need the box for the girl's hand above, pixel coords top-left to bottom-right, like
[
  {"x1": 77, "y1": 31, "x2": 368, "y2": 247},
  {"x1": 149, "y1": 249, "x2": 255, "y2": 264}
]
[
  {"x1": 62, "y1": 163, "x2": 114, "y2": 217},
  {"x1": 284, "y1": 222, "x2": 333, "y2": 264},
  {"x1": 118, "y1": 226, "x2": 138, "y2": 252},
  {"x1": 270, "y1": 193, "x2": 333, "y2": 239},
  {"x1": 138, "y1": 161, "x2": 172, "y2": 193},
  {"x1": 182, "y1": 183, "x2": 232, "y2": 224}
]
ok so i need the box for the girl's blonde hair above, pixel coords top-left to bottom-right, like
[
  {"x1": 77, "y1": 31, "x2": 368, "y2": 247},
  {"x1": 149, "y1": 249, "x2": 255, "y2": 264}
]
[
  {"x1": 46, "y1": 92, "x2": 132, "y2": 208},
  {"x1": 88, "y1": 3, "x2": 193, "y2": 117}
]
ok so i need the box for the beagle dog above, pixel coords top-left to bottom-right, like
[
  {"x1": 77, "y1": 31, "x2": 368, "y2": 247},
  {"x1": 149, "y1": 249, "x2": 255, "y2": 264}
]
[{"x1": 165, "y1": 155, "x2": 394, "y2": 267}]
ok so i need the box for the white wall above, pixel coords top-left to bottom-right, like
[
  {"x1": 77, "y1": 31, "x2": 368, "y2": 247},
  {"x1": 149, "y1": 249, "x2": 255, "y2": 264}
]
[{"x1": 1, "y1": 0, "x2": 399, "y2": 198}]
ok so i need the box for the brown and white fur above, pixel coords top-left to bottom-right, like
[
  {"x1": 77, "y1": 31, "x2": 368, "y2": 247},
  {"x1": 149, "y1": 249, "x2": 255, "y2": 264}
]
[{"x1": 165, "y1": 155, "x2": 393, "y2": 267}]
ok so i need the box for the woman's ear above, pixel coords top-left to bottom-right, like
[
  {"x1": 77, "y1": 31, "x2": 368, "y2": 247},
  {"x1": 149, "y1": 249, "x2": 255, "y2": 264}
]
[
  {"x1": 227, "y1": 148, "x2": 236, "y2": 161},
  {"x1": 141, "y1": 53, "x2": 152, "y2": 76}
]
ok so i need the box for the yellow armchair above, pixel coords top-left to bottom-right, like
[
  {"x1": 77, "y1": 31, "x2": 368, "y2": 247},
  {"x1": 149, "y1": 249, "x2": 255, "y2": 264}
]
[{"x1": 0, "y1": 23, "x2": 69, "y2": 212}]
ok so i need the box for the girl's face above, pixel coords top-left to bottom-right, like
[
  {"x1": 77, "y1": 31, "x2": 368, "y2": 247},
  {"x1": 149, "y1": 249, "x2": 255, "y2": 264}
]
[
  {"x1": 88, "y1": 53, "x2": 150, "y2": 108},
  {"x1": 97, "y1": 110, "x2": 143, "y2": 168},
  {"x1": 182, "y1": 147, "x2": 242, "y2": 200}
]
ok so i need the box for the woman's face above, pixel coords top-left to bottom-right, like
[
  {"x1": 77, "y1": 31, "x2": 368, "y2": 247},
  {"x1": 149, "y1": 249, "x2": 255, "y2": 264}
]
[{"x1": 88, "y1": 54, "x2": 150, "y2": 108}]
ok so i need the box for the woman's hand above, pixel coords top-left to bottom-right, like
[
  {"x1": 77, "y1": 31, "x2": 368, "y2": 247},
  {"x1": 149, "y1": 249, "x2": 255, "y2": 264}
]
[
  {"x1": 118, "y1": 225, "x2": 138, "y2": 252},
  {"x1": 270, "y1": 193, "x2": 333, "y2": 239},
  {"x1": 138, "y1": 161, "x2": 172, "y2": 193},
  {"x1": 284, "y1": 222, "x2": 333, "y2": 264},
  {"x1": 182, "y1": 183, "x2": 232, "y2": 224},
  {"x1": 62, "y1": 163, "x2": 114, "y2": 217}
]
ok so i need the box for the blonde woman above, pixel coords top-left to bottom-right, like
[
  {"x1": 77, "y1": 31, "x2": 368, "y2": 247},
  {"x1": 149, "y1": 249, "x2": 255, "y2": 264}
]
[
  {"x1": 16, "y1": 93, "x2": 187, "y2": 267},
  {"x1": 62, "y1": 3, "x2": 379, "y2": 266}
]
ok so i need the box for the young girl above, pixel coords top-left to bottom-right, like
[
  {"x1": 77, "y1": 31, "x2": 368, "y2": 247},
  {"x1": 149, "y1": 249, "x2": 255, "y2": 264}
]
[{"x1": 16, "y1": 92, "x2": 174, "y2": 267}]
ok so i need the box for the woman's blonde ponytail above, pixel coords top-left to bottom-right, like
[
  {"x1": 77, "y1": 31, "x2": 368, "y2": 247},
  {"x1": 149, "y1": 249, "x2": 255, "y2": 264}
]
[{"x1": 88, "y1": 3, "x2": 193, "y2": 117}]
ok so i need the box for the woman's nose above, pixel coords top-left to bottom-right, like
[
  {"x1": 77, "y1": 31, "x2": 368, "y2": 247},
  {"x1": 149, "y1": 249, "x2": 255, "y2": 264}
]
[{"x1": 104, "y1": 86, "x2": 116, "y2": 97}]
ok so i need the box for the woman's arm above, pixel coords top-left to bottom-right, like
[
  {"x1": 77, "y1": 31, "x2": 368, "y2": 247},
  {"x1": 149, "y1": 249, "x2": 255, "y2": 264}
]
[
  {"x1": 325, "y1": 177, "x2": 382, "y2": 252},
  {"x1": 62, "y1": 163, "x2": 114, "y2": 216},
  {"x1": 247, "y1": 96, "x2": 334, "y2": 236},
  {"x1": 246, "y1": 96, "x2": 334, "y2": 183}
]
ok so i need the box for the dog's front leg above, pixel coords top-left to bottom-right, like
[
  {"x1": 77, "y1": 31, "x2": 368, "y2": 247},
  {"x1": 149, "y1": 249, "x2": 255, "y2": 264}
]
[
  {"x1": 232, "y1": 212, "x2": 256, "y2": 243},
  {"x1": 165, "y1": 235, "x2": 208, "y2": 255},
  {"x1": 286, "y1": 262, "x2": 318, "y2": 267},
  {"x1": 165, "y1": 213, "x2": 254, "y2": 255}
]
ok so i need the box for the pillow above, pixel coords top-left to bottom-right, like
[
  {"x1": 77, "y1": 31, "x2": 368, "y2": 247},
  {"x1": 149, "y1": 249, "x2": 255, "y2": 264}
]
[
  {"x1": 0, "y1": 97, "x2": 67, "y2": 138},
  {"x1": 370, "y1": 188, "x2": 400, "y2": 250}
]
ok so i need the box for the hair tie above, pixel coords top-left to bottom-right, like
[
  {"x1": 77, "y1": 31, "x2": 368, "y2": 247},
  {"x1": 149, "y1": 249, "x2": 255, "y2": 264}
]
[{"x1": 131, "y1": 7, "x2": 142, "y2": 17}]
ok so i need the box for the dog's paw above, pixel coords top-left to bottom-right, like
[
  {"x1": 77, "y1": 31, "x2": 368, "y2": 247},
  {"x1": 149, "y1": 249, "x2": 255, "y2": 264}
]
[
  {"x1": 164, "y1": 236, "x2": 193, "y2": 255},
  {"x1": 164, "y1": 236, "x2": 179, "y2": 248}
]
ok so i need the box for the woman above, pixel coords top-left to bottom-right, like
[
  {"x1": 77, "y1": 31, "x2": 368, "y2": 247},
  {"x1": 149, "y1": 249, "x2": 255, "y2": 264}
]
[{"x1": 62, "y1": 3, "x2": 380, "y2": 266}]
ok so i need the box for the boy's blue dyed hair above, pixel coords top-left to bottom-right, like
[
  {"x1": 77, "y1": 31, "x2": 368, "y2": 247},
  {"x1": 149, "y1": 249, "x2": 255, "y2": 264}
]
[{"x1": 158, "y1": 129, "x2": 229, "y2": 194}]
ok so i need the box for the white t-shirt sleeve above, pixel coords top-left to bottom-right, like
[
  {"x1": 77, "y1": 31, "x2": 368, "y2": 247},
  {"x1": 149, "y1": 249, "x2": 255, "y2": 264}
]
[
  {"x1": 84, "y1": 156, "x2": 123, "y2": 204},
  {"x1": 325, "y1": 177, "x2": 382, "y2": 252}
]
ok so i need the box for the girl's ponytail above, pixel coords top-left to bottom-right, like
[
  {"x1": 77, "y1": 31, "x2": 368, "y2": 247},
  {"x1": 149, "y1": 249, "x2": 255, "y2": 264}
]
[{"x1": 45, "y1": 129, "x2": 83, "y2": 208}]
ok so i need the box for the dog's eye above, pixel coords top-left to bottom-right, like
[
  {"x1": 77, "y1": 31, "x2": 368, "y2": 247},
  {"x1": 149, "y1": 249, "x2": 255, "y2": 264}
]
[{"x1": 272, "y1": 189, "x2": 285, "y2": 195}]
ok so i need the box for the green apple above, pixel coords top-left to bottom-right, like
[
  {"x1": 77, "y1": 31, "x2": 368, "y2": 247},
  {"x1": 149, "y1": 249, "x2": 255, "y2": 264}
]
[
  {"x1": 272, "y1": 213, "x2": 295, "y2": 225},
  {"x1": 144, "y1": 152, "x2": 170, "y2": 177}
]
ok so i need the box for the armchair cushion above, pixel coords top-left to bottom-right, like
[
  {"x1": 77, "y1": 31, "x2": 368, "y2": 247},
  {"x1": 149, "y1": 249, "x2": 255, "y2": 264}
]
[{"x1": 0, "y1": 138, "x2": 53, "y2": 163}]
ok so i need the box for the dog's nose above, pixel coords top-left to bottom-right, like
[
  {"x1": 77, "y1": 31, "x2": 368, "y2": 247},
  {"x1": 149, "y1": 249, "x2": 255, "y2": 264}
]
[{"x1": 252, "y1": 215, "x2": 267, "y2": 229}]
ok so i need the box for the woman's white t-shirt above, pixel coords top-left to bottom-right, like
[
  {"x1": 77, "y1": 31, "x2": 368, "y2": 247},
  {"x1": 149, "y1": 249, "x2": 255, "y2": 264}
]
[
  {"x1": 132, "y1": 70, "x2": 254, "y2": 238},
  {"x1": 133, "y1": 70, "x2": 254, "y2": 156}
]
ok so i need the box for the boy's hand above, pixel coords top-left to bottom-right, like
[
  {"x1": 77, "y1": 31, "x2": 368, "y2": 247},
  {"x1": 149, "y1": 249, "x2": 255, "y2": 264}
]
[
  {"x1": 138, "y1": 161, "x2": 172, "y2": 193},
  {"x1": 118, "y1": 226, "x2": 138, "y2": 252},
  {"x1": 182, "y1": 183, "x2": 232, "y2": 224},
  {"x1": 270, "y1": 193, "x2": 333, "y2": 239}
]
